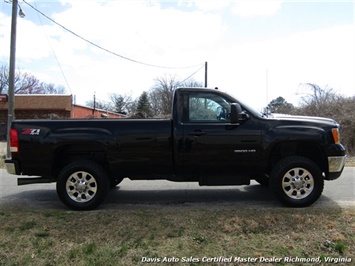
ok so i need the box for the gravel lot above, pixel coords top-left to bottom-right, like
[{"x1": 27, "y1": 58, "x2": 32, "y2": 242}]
[
  {"x1": 0, "y1": 142, "x2": 5, "y2": 168},
  {"x1": 0, "y1": 141, "x2": 5, "y2": 155}
]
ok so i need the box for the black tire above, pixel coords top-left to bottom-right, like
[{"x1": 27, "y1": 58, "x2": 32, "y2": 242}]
[
  {"x1": 56, "y1": 160, "x2": 109, "y2": 210},
  {"x1": 270, "y1": 156, "x2": 324, "y2": 207}
]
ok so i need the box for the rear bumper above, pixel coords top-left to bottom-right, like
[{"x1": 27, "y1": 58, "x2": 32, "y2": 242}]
[
  {"x1": 327, "y1": 156, "x2": 347, "y2": 180},
  {"x1": 5, "y1": 159, "x2": 53, "y2": 185},
  {"x1": 5, "y1": 159, "x2": 20, "y2": 175}
]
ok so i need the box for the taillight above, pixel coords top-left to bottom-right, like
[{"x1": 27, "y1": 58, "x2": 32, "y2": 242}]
[
  {"x1": 331, "y1": 128, "x2": 340, "y2": 144},
  {"x1": 9, "y1": 129, "x2": 19, "y2": 153}
]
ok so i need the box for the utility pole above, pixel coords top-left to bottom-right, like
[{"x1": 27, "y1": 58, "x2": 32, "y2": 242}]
[
  {"x1": 204, "y1": 61, "x2": 208, "y2": 88},
  {"x1": 7, "y1": 0, "x2": 19, "y2": 157},
  {"x1": 92, "y1": 92, "x2": 96, "y2": 116}
]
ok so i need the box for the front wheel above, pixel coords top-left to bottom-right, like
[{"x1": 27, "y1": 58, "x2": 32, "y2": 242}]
[
  {"x1": 56, "y1": 160, "x2": 109, "y2": 210},
  {"x1": 270, "y1": 156, "x2": 324, "y2": 207}
]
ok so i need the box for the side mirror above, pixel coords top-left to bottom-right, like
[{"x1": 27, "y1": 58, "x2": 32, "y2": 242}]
[
  {"x1": 230, "y1": 103, "x2": 249, "y2": 124},
  {"x1": 230, "y1": 103, "x2": 240, "y2": 124}
]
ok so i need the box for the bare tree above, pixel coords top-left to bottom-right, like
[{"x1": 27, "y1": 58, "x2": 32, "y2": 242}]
[
  {"x1": 149, "y1": 74, "x2": 178, "y2": 117},
  {"x1": 334, "y1": 96, "x2": 355, "y2": 154},
  {"x1": 297, "y1": 83, "x2": 339, "y2": 116},
  {"x1": 109, "y1": 93, "x2": 133, "y2": 115},
  {"x1": 0, "y1": 63, "x2": 67, "y2": 95},
  {"x1": 149, "y1": 75, "x2": 203, "y2": 117},
  {"x1": 85, "y1": 99, "x2": 111, "y2": 111},
  {"x1": 0, "y1": 64, "x2": 37, "y2": 94},
  {"x1": 0, "y1": 64, "x2": 8, "y2": 94},
  {"x1": 180, "y1": 78, "x2": 203, "y2": 88},
  {"x1": 14, "y1": 72, "x2": 41, "y2": 94},
  {"x1": 40, "y1": 83, "x2": 66, "y2": 94},
  {"x1": 295, "y1": 84, "x2": 355, "y2": 154}
]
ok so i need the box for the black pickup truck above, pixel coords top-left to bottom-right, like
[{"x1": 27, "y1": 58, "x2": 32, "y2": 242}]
[{"x1": 5, "y1": 88, "x2": 346, "y2": 210}]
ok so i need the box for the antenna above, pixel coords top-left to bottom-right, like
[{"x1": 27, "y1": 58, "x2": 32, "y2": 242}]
[
  {"x1": 266, "y1": 69, "x2": 269, "y2": 105},
  {"x1": 204, "y1": 62, "x2": 208, "y2": 88}
]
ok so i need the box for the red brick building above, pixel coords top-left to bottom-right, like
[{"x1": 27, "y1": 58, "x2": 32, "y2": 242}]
[
  {"x1": 0, "y1": 94, "x2": 72, "y2": 120},
  {"x1": 0, "y1": 94, "x2": 125, "y2": 139},
  {"x1": 72, "y1": 104, "x2": 125, "y2": 119}
]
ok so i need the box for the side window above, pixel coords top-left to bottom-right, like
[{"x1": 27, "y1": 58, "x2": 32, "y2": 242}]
[{"x1": 188, "y1": 93, "x2": 231, "y2": 122}]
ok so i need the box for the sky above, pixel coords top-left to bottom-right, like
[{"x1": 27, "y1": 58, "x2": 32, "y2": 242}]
[{"x1": 0, "y1": 0, "x2": 354, "y2": 110}]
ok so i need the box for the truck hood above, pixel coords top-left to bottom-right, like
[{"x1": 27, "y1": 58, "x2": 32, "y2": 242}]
[{"x1": 269, "y1": 113, "x2": 338, "y2": 127}]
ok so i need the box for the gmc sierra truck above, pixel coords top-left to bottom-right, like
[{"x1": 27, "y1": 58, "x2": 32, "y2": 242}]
[{"x1": 5, "y1": 88, "x2": 346, "y2": 210}]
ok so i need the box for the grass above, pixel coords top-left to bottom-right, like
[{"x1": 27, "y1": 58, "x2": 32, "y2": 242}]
[{"x1": 0, "y1": 207, "x2": 354, "y2": 265}]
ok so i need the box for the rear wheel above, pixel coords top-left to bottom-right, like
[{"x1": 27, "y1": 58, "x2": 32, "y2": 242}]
[
  {"x1": 56, "y1": 160, "x2": 109, "y2": 210},
  {"x1": 270, "y1": 156, "x2": 324, "y2": 207}
]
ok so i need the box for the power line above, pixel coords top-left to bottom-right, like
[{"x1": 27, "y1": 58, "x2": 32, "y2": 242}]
[
  {"x1": 180, "y1": 64, "x2": 205, "y2": 84},
  {"x1": 23, "y1": 0, "x2": 204, "y2": 70},
  {"x1": 33, "y1": 0, "x2": 72, "y2": 95}
]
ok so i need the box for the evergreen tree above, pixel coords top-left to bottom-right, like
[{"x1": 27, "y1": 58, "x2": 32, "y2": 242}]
[
  {"x1": 136, "y1": 91, "x2": 153, "y2": 118},
  {"x1": 265, "y1": 96, "x2": 294, "y2": 114}
]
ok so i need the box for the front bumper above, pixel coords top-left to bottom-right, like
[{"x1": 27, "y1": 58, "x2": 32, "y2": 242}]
[{"x1": 327, "y1": 156, "x2": 347, "y2": 180}]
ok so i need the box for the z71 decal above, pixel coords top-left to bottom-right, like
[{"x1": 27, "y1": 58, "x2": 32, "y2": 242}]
[{"x1": 22, "y1": 129, "x2": 41, "y2": 135}]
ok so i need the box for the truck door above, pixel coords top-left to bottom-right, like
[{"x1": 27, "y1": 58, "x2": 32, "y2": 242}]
[{"x1": 179, "y1": 91, "x2": 262, "y2": 176}]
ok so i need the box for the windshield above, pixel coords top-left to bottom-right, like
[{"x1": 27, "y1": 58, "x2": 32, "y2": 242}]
[
  {"x1": 238, "y1": 98, "x2": 265, "y2": 118},
  {"x1": 222, "y1": 91, "x2": 265, "y2": 118}
]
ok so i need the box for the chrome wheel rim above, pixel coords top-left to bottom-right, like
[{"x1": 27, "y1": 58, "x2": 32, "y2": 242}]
[
  {"x1": 66, "y1": 171, "x2": 97, "y2": 203},
  {"x1": 282, "y1": 167, "x2": 314, "y2": 200}
]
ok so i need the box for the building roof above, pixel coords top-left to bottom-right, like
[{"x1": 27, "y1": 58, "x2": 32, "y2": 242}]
[
  {"x1": 73, "y1": 103, "x2": 127, "y2": 117},
  {"x1": 0, "y1": 94, "x2": 72, "y2": 111}
]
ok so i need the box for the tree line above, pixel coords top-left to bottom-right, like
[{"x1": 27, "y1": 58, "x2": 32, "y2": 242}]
[
  {"x1": 0, "y1": 64, "x2": 66, "y2": 95},
  {"x1": 265, "y1": 83, "x2": 355, "y2": 154},
  {"x1": 86, "y1": 75, "x2": 203, "y2": 118},
  {"x1": 0, "y1": 63, "x2": 200, "y2": 118},
  {"x1": 1, "y1": 63, "x2": 353, "y2": 154}
]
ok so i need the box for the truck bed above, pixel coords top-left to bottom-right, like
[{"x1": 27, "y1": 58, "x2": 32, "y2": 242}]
[{"x1": 10, "y1": 118, "x2": 174, "y2": 178}]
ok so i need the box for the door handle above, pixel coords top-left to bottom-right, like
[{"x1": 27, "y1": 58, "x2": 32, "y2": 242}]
[{"x1": 188, "y1": 130, "x2": 206, "y2": 136}]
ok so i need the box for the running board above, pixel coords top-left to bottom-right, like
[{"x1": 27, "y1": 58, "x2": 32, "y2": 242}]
[
  {"x1": 18, "y1": 177, "x2": 53, "y2": 186},
  {"x1": 199, "y1": 175, "x2": 250, "y2": 186}
]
